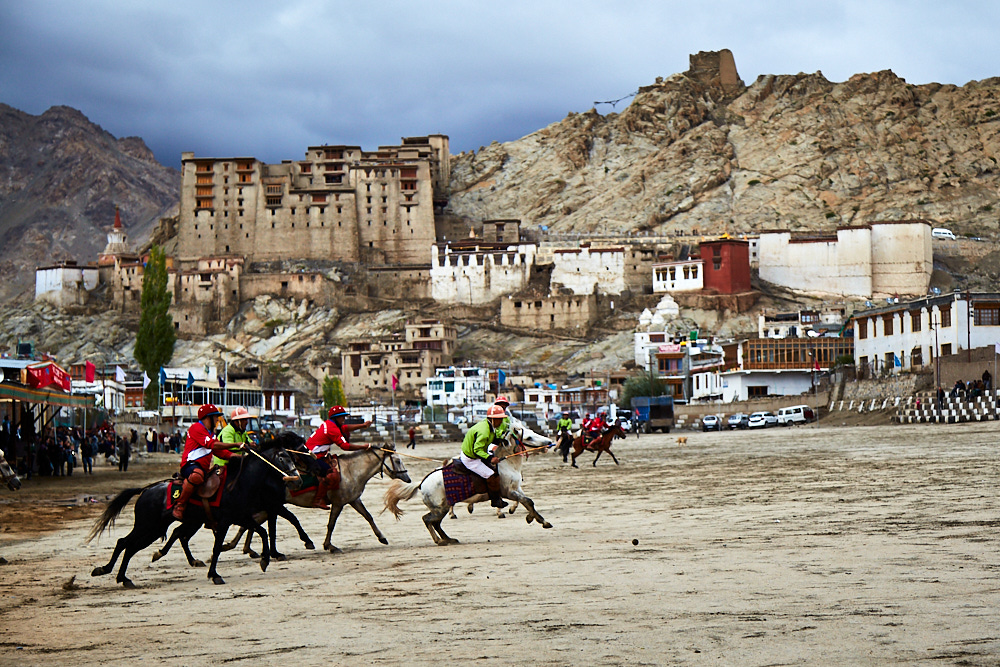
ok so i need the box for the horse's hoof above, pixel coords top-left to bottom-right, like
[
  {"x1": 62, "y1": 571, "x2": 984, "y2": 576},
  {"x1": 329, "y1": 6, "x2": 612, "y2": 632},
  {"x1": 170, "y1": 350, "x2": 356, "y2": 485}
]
[
  {"x1": 449, "y1": 514, "x2": 457, "y2": 519},
  {"x1": 91, "y1": 566, "x2": 108, "y2": 577},
  {"x1": 329, "y1": 546, "x2": 343, "y2": 555},
  {"x1": 378, "y1": 537, "x2": 389, "y2": 545},
  {"x1": 571, "y1": 463, "x2": 578, "y2": 468},
  {"x1": 260, "y1": 558, "x2": 269, "y2": 573},
  {"x1": 246, "y1": 550, "x2": 260, "y2": 559},
  {"x1": 191, "y1": 559, "x2": 206, "y2": 568},
  {"x1": 542, "y1": 522, "x2": 553, "y2": 529},
  {"x1": 467, "y1": 505, "x2": 474, "y2": 514},
  {"x1": 120, "y1": 578, "x2": 136, "y2": 589},
  {"x1": 304, "y1": 542, "x2": 316, "y2": 550},
  {"x1": 526, "y1": 515, "x2": 534, "y2": 524},
  {"x1": 211, "y1": 576, "x2": 225, "y2": 585},
  {"x1": 497, "y1": 513, "x2": 505, "y2": 519},
  {"x1": 508, "y1": 507, "x2": 516, "y2": 515},
  {"x1": 272, "y1": 554, "x2": 287, "y2": 562},
  {"x1": 150, "y1": 551, "x2": 163, "y2": 563}
]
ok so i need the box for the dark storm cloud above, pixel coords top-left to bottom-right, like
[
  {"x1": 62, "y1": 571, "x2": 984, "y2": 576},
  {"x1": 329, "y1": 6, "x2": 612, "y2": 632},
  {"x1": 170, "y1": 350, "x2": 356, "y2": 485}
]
[{"x1": 1, "y1": 0, "x2": 997, "y2": 167}]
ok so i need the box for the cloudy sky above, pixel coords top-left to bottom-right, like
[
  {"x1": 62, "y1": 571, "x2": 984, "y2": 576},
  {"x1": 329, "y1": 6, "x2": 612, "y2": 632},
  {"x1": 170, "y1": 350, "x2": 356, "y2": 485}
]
[{"x1": 2, "y1": 1, "x2": 997, "y2": 167}]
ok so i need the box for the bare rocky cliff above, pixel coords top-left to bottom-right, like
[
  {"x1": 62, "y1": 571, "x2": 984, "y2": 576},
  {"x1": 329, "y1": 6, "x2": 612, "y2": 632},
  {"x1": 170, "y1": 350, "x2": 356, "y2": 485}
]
[
  {"x1": 446, "y1": 51, "x2": 1000, "y2": 237},
  {"x1": 0, "y1": 104, "x2": 179, "y2": 300}
]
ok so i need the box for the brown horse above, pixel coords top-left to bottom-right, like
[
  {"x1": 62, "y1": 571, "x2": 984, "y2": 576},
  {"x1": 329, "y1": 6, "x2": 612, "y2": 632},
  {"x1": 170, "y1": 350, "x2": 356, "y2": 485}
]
[{"x1": 571, "y1": 419, "x2": 626, "y2": 468}]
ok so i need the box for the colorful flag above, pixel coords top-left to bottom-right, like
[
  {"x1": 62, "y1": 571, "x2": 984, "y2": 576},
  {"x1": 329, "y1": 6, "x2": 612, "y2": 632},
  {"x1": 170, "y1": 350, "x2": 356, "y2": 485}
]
[
  {"x1": 143, "y1": 372, "x2": 151, "y2": 390},
  {"x1": 186, "y1": 372, "x2": 195, "y2": 389},
  {"x1": 498, "y1": 369, "x2": 507, "y2": 386},
  {"x1": 85, "y1": 360, "x2": 96, "y2": 383},
  {"x1": 159, "y1": 367, "x2": 167, "y2": 385},
  {"x1": 391, "y1": 374, "x2": 399, "y2": 392},
  {"x1": 115, "y1": 366, "x2": 126, "y2": 383}
]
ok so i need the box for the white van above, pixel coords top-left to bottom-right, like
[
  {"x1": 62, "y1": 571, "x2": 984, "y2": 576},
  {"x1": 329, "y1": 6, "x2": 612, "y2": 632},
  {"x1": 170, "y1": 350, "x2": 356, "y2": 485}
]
[
  {"x1": 776, "y1": 405, "x2": 814, "y2": 425},
  {"x1": 932, "y1": 228, "x2": 957, "y2": 240}
]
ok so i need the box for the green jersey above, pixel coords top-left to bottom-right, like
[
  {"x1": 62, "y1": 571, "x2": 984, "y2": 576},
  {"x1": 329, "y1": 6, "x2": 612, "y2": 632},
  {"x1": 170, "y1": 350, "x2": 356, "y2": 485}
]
[
  {"x1": 461, "y1": 418, "x2": 497, "y2": 461},
  {"x1": 213, "y1": 424, "x2": 248, "y2": 466},
  {"x1": 556, "y1": 417, "x2": 573, "y2": 432}
]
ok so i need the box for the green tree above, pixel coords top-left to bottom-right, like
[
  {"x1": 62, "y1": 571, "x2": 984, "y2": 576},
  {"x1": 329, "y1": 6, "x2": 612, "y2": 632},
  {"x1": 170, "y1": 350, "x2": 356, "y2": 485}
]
[
  {"x1": 133, "y1": 246, "x2": 175, "y2": 408},
  {"x1": 321, "y1": 375, "x2": 346, "y2": 417},
  {"x1": 620, "y1": 371, "x2": 666, "y2": 408}
]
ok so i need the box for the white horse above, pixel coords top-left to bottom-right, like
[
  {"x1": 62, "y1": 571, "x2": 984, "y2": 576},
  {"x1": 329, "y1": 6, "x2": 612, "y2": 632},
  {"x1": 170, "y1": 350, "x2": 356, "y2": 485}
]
[
  {"x1": 384, "y1": 431, "x2": 553, "y2": 546},
  {"x1": 447, "y1": 413, "x2": 553, "y2": 520},
  {"x1": 0, "y1": 451, "x2": 20, "y2": 491}
]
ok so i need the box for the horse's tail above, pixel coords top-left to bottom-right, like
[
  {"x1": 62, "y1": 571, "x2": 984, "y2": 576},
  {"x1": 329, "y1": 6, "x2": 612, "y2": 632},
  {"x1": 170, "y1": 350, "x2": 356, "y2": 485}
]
[
  {"x1": 85, "y1": 487, "x2": 144, "y2": 543},
  {"x1": 383, "y1": 478, "x2": 421, "y2": 520}
]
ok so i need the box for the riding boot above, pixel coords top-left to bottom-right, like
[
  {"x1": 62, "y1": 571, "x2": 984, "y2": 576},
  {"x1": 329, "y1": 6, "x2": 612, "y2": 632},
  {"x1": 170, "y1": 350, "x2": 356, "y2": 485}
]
[
  {"x1": 172, "y1": 478, "x2": 196, "y2": 520},
  {"x1": 312, "y1": 478, "x2": 331, "y2": 509},
  {"x1": 486, "y1": 474, "x2": 508, "y2": 509}
]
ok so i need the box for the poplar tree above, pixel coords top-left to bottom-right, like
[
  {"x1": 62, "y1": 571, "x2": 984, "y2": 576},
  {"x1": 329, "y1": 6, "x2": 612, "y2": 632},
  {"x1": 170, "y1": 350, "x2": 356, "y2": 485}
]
[
  {"x1": 322, "y1": 376, "x2": 346, "y2": 417},
  {"x1": 134, "y1": 246, "x2": 175, "y2": 408}
]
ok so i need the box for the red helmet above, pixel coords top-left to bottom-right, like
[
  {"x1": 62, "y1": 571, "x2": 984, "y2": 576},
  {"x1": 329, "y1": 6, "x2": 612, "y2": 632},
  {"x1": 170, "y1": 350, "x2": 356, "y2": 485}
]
[
  {"x1": 494, "y1": 395, "x2": 510, "y2": 405},
  {"x1": 328, "y1": 405, "x2": 349, "y2": 419},
  {"x1": 487, "y1": 405, "x2": 506, "y2": 419},
  {"x1": 198, "y1": 404, "x2": 223, "y2": 421}
]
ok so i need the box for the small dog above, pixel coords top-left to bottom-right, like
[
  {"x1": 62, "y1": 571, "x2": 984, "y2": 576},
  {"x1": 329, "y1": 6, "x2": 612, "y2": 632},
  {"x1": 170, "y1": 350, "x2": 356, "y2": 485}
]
[{"x1": 675, "y1": 436, "x2": 688, "y2": 445}]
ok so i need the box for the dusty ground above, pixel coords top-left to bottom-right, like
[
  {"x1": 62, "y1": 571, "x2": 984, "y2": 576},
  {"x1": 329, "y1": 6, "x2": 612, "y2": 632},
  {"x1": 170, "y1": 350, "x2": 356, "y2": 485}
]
[{"x1": 1, "y1": 424, "x2": 999, "y2": 666}]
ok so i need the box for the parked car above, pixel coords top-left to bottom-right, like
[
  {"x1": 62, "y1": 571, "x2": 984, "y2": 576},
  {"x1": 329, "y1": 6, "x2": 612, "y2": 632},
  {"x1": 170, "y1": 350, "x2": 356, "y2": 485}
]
[
  {"x1": 776, "y1": 405, "x2": 815, "y2": 426},
  {"x1": 701, "y1": 414, "x2": 723, "y2": 431},
  {"x1": 727, "y1": 413, "x2": 749, "y2": 429},
  {"x1": 748, "y1": 411, "x2": 778, "y2": 429},
  {"x1": 932, "y1": 227, "x2": 957, "y2": 240}
]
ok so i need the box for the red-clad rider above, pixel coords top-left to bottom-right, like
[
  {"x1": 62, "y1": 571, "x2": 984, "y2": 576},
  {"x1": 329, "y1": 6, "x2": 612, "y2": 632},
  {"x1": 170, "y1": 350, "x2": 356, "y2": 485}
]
[
  {"x1": 585, "y1": 412, "x2": 605, "y2": 449},
  {"x1": 305, "y1": 405, "x2": 373, "y2": 509},
  {"x1": 173, "y1": 404, "x2": 243, "y2": 520}
]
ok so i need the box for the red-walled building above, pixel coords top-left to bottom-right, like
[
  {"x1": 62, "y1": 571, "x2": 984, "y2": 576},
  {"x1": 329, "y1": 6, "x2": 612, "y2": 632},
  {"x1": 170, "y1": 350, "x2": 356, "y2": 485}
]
[{"x1": 699, "y1": 238, "x2": 751, "y2": 294}]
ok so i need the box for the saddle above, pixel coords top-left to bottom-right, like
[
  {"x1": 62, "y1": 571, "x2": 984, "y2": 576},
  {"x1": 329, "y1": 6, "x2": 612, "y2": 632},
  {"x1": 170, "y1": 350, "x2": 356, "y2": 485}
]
[
  {"x1": 441, "y1": 459, "x2": 488, "y2": 505},
  {"x1": 166, "y1": 466, "x2": 226, "y2": 511}
]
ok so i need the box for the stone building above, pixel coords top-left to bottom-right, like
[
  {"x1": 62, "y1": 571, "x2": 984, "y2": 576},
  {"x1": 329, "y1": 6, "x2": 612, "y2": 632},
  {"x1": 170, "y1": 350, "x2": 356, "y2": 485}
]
[
  {"x1": 34, "y1": 261, "x2": 99, "y2": 307},
  {"x1": 430, "y1": 241, "x2": 537, "y2": 305},
  {"x1": 340, "y1": 320, "x2": 456, "y2": 399},
  {"x1": 500, "y1": 293, "x2": 608, "y2": 332},
  {"x1": 652, "y1": 259, "x2": 704, "y2": 293},
  {"x1": 550, "y1": 244, "x2": 627, "y2": 295},
  {"x1": 176, "y1": 135, "x2": 449, "y2": 267},
  {"x1": 758, "y1": 221, "x2": 932, "y2": 298}
]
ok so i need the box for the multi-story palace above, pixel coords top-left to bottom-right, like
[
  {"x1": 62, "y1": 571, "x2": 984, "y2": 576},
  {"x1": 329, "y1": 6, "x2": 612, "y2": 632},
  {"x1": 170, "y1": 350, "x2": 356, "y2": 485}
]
[{"x1": 177, "y1": 135, "x2": 449, "y2": 266}]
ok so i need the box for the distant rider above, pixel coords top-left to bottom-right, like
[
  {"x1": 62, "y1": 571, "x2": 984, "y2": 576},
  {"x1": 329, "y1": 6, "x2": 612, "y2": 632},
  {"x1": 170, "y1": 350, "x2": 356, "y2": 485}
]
[
  {"x1": 492, "y1": 395, "x2": 513, "y2": 441},
  {"x1": 173, "y1": 404, "x2": 243, "y2": 521},
  {"x1": 585, "y1": 412, "x2": 605, "y2": 449},
  {"x1": 305, "y1": 405, "x2": 372, "y2": 509},
  {"x1": 459, "y1": 405, "x2": 508, "y2": 509},
  {"x1": 556, "y1": 412, "x2": 574, "y2": 462}
]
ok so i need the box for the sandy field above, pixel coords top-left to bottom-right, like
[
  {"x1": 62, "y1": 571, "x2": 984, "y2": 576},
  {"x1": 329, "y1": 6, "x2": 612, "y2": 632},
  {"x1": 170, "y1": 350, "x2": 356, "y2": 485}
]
[{"x1": 1, "y1": 423, "x2": 999, "y2": 666}]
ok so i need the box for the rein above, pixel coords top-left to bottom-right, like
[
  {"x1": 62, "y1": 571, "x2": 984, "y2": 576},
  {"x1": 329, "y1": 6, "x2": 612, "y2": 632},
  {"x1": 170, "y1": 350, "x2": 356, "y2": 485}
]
[
  {"x1": 499, "y1": 444, "x2": 550, "y2": 460},
  {"x1": 378, "y1": 447, "x2": 440, "y2": 463},
  {"x1": 246, "y1": 446, "x2": 299, "y2": 481}
]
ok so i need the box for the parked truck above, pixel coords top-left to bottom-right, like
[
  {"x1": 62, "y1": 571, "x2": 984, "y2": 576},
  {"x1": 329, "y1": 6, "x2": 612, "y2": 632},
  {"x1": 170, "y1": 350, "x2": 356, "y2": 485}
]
[{"x1": 630, "y1": 395, "x2": 675, "y2": 433}]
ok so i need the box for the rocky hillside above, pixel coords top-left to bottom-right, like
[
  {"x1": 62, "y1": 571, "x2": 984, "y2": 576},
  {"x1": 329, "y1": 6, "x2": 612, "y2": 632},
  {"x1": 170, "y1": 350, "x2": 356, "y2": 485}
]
[
  {"x1": 447, "y1": 50, "x2": 1000, "y2": 237},
  {"x1": 0, "y1": 104, "x2": 179, "y2": 300}
]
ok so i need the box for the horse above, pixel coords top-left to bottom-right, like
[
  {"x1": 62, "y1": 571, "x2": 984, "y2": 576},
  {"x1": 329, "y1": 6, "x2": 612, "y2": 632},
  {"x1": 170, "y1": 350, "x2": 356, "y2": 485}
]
[
  {"x1": 556, "y1": 428, "x2": 574, "y2": 463},
  {"x1": 383, "y1": 431, "x2": 552, "y2": 546},
  {"x1": 446, "y1": 414, "x2": 553, "y2": 520},
  {"x1": 570, "y1": 419, "x2": 626, "y2": 468},
  {"x1": 222, "y1": 436, "x2": 411, "y2": 556},
  {"x1": 0, "y1": 450, "x2": 21, "y2": 491},
  {"x1": 87, "y1": 433, "x2": 300, "y2": 587}
]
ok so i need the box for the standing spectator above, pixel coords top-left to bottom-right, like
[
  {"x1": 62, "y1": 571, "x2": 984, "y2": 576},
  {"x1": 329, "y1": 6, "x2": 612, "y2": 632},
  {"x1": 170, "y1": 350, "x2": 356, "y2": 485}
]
[
  {"x1": 80, "y1": 436, "x2": 94, "y2": 474},
  {"x1": 407, "y1": 425, "x2": 416, "y2": 449},
  {"x1": 119, "y1": 434, "x2": 131, "y2": 472},
  {"x1": 936, "y1": 386, "x2": 945, "y2": 410},
  {"x1": 145, "y1": 428, "x2": 156, "y2": 453},
  {"x1": 52, "y1": 437, "x2": 65, "y2": 477},
  {"x1": 983, "y1": 369, "x2": 992, "y2": 393},
  {"x1": 64, "y1": 438, "x2": 75, "y2": 476}
]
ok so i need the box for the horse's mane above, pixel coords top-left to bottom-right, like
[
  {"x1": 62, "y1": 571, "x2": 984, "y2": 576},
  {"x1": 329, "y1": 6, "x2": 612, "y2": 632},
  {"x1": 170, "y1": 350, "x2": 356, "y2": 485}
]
[{"x1": 259, "y1": 430, "x2": 304, "y2": 452}]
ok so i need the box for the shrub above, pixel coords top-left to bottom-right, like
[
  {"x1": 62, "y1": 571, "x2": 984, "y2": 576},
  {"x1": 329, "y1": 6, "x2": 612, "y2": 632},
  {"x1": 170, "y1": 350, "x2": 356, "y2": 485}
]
[{"x1": 747, "y1": 179, "x2": 761, "y2": 186}]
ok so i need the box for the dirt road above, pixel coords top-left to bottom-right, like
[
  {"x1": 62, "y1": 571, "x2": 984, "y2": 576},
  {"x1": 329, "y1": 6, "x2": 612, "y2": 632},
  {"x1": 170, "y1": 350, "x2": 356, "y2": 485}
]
[{"x1": 1, "y1": 424, "x2": 999, "y2": 665}]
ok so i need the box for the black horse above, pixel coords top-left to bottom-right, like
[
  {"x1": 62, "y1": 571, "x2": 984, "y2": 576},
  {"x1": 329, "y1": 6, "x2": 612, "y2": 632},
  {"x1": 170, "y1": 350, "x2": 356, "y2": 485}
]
[
  {"x1": 88, "y1": 432, "x2": 300, "y2": 587},
  {"x1": 557, "y1": 429, "x2": 573, "y2": 463}
]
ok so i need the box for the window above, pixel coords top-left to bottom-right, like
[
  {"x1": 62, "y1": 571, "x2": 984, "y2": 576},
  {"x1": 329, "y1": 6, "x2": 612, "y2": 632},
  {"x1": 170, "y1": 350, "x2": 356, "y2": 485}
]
[
  {"x1": 882, "y1": 314, "x2": 894, "y2": 336},
  {"x1": 940, "y1": 305, "x2": 952, "y2": 327},
  {"x1": 669, "y1": 267, "x2": 676, "y2": 280},
  {"x1": 857, "y1": 318, "x2": 867, "y2": 340},
  {"x1": 974, "y1": 303, "x2": 1000, "y2": 326},
  {"x1": 266, "y1": 184, "x2": 282, "y2": 194},
  {"x1": 942, "y1": 343, "x2": 952, "y2": 356},
  {"x1": 691, "y1": 265, "x2": 698, "y2": 279},
  {"x1": 911, "y1": 346, "x2": 923, "y2": 367},
  {"x1": 911, "y1": 311, "x2": 922, "y2": 332}
]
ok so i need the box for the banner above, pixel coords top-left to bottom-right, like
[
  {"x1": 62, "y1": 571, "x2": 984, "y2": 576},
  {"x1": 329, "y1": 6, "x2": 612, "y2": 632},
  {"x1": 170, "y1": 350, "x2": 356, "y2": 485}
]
[
  {"x1": 498, "y1": 369, "x2": 507, "y2": 386},
  {"x1": 85, "y1": 360, "x2": 96, "y2": 383},
  {"x1": 25, "y1": 362, "x2": 71, "y2": 392},
  {"x1": 391, "y1": 374, "x2": 399, "y2": 392},
  {"x1": 143, "y1": 372, "x2": 151, "y2": 390},
  {"x1": 115, "y1": 366, "x2": 126, "y2": 383}
]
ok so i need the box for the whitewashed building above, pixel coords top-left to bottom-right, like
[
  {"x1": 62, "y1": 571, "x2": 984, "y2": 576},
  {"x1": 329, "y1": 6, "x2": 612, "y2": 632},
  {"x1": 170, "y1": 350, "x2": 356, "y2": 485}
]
[
  {"x1": 522, "y1": 386, "x2": 561, "y2": 417},
  {"x1": 652, "y1": 259, "x2": 704, "y2": 293},
  {"x1": 430, "y1": 243, "x2": 537, "y2": 305},
  {"x1": 425, "y1": 366, "x2": 490, "y2": 407},
  {"x1": 853, "y1": 292, "x2": 1000, "y2": 375},
  {"x1": 758, "y1": 221, "x2": 932, "y2": 298},
  {"x1": 35, "y1": 262, "x2": 99, "y2": 307},
  {"x1": 550, "y1": 245, "x2": 626, "y2": 295}
]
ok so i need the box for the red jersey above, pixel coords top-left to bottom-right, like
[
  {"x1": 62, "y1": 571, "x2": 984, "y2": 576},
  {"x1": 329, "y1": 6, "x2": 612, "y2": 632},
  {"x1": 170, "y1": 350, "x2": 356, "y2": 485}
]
[
  {"x1": 306, "y1": 419, "x2": 350, "y2": 457},
  {"x1": 181, "y1": 421, "x2": 231, "y2": 469}
]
